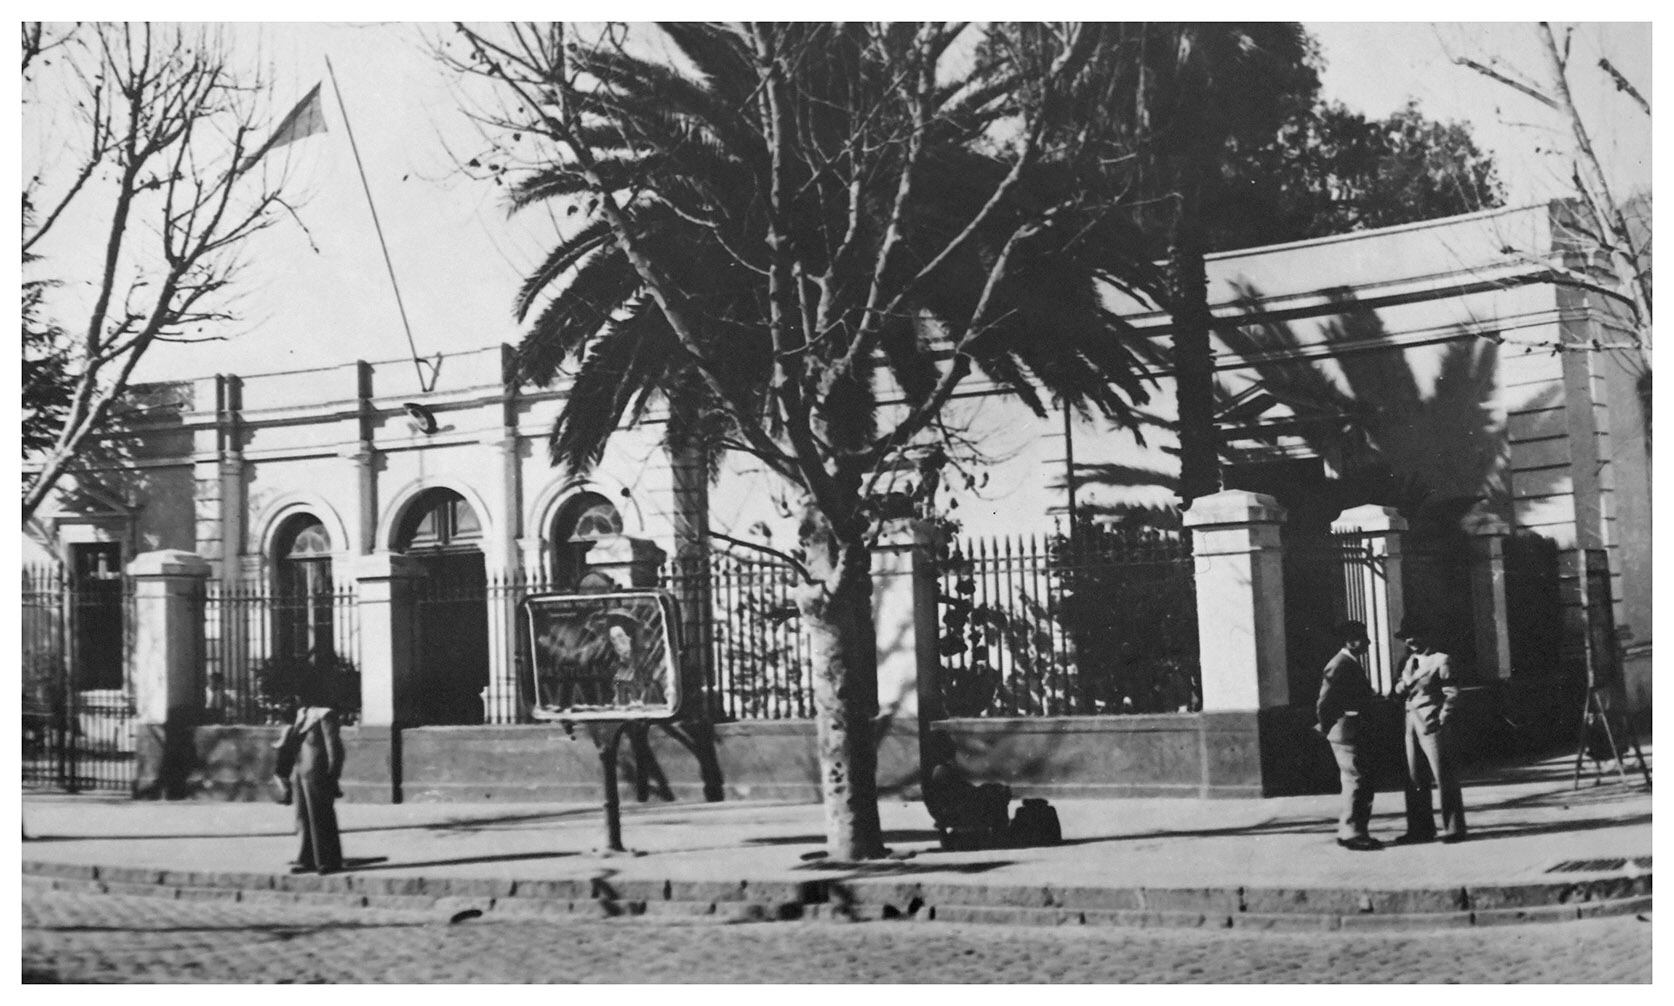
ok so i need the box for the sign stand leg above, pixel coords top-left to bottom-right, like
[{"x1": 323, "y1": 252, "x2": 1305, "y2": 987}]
[{"x1": 596, "y1": 720, "x2": 635, "y2": 855}]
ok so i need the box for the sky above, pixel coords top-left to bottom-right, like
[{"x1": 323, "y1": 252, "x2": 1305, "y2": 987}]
[{"x1": 16, "y1": 21, "x2": 1657, "y2": 393}]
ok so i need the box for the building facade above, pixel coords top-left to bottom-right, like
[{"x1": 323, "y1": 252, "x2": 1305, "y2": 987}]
[{"x1": 24, "y1": 201, "x2": 1650, "y2": 802}]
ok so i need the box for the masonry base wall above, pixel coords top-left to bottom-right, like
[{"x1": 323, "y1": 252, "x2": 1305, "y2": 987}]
[{"x1": 138, "y1": 711, "x2": 1351, "y2": 804}]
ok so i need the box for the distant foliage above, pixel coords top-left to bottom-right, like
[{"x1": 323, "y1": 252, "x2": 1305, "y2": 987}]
[{"x1": 1214, "y1": 99, "x2": 1506, "y2": 250}]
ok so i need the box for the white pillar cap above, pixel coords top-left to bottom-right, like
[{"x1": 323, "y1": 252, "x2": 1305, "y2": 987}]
[
  {"x1": 1181, "y1": 489, "x2": 1287, "y2": 528},
  {"x1": 126, "y1": 550, "x2": 211, "y2": 578},
  {"x1": 1331, "y1": 504, "x2": 1408, "y2": 535}
]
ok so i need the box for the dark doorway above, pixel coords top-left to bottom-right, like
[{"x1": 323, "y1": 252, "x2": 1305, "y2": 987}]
[
  {"x1": 70, "y1": 542, "x2": 124, "y2": 690},
  {"x1": 398, "y1": 489, "x2": 489, "y2": 725}
]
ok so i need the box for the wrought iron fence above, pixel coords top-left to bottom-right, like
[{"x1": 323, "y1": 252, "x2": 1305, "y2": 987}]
[
  {"x1": 201, "y1": 580, "x2": 362, "y2": 725},
  {"x1": 446, "y1": 556, "x2": 815, "y2": 725},
  {"x1": 375, "y1": 557, "x2": 819, "y2": 725},
  {"x1": 668, "y1": 551, "x2": 813, "y2": 721},
  {"x1": 21, "y1": 564, "x2": 136, "y2": 792},
  {"x1": 415, "y1": 566, "x2": 540, "y2": 726},
  {"x1": 936, "y1": 525, "x2": 1199, "y2": 717}
]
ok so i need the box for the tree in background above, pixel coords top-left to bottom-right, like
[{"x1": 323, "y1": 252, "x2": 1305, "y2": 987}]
[
  {"x1": 22, "y1": 242, "x2": 72, "y2": 465},
  {"x1": 1214, "y1": 99, "x2": 1504, "y2": 250},
  {"x1": 1058, "y1": 25, "x2": 1506, "y2": 520},
  {"x1": 1451, "y1": 22, "x2": 1650, "y2": 354},
  {"x1": 449, "y1": 22, "x2": 1163, "y2": 859},
  {"x1": 1086, "y1": 24, "x2": 1321, "y2": 508},
  {"x1": 21, "y1": 23, "x2": 299, "y2": 524}
]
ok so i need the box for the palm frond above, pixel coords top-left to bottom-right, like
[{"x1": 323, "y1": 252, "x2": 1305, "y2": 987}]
[
  {"x1": 512, "y1": 217, "x2": 615, "y2": 323},
  {"x1": 516, "y1": 246, "x2": 642, "y2": 386}
]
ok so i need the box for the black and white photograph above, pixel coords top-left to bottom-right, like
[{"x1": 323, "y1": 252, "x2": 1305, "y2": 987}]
[{"x1": 16, "y1": 17, "x2": 1653, "y2": 984}]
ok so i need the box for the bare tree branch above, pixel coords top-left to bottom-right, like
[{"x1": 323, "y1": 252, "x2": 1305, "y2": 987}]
[
  {"x1": 1597, "y1": 56, "x2": 1649, "y2": 116},
  {"x1": 1453, "y1": 55, "x2": 1560, "y2": 111},
  {"x1": 22, "y1": 23, "x2": 300, "y2": 523}
]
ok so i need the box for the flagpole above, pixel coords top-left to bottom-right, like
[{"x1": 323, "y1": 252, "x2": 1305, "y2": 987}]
[{"x1": 323, "y1": 54, "x2": 435, "y2": 393}]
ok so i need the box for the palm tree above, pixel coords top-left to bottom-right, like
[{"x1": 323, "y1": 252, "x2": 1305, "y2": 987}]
[
  {"x1": 456, "y1": 22, "x2": 1162, "y2": 858},
  {"x1": 1073, "y1": 24, "x2": 1317, "y2": 506}
]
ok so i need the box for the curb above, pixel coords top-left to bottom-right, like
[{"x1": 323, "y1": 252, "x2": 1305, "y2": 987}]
[{"x1": 22, "y1": 860, "x2": 1652, "y2": 932}]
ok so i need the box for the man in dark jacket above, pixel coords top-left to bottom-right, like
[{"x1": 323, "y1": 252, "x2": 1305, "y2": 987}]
[
  {"x1": 1391, "y1": 621, "x2": 1468, "y2": 844},
  {"x1": 1317, "y1": 620, "x2": 1380, "y2": 850}
]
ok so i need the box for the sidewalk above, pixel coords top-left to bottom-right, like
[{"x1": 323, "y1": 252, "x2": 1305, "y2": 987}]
[{"x1": 21, "y1": 747, "x2": 1652, "y2": 930}]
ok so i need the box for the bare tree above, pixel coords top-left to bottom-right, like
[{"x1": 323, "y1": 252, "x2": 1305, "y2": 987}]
[
  {"x1": 1451, "y1": 22, "x2": 1651, "y2": 357},
  {"x1": 21, "y1": 23, "x2": 296, "y2": 524},
  {"x1": 447, "y1": 22, "x2": 1161, "y2": 859}
]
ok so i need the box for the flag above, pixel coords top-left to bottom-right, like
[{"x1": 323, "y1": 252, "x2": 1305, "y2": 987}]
[{"x1": 238, "y1": 83, "x2": 327, "y2": 175}]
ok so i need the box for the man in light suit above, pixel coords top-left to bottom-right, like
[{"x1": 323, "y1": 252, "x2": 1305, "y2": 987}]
[
  {"x1": 1317, "y1": 620, "x2": 1380, "y2": 850},
  {"x1": 1391, "y1": 620, "x2": 1468, "y2": 844}
]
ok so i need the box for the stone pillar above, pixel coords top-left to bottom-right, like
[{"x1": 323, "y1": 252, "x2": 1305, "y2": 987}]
[
  {"x1": 1183, "y1": 490, "x2": 1290, "y2": 710},
  {"x1": 1330, "y1": 504, "x2": 1408, "y2": 693},
  {"x1": 1463, "y1": 509, "x2": 1513, "y2": 681},
  {"x1": 871, "y1": 522, "x2": 920, "y2": 719},
  {"x1": 128, "y1": 550, "x2": 211, "y2": 798},
  {"x1": 354, "y1": 553, "x2": 426, "y2": 727},
  {"x1": 350, "y1": 553, "x2": 425, "y2": 803},
  {"x1": 482, "y1": 554, "x2": 521, "y2": 724}
]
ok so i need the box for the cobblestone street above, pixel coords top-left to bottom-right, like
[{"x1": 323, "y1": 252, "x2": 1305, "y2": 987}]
[{"x1": 22, "y1": 888, "x2": 1652, "y2": 983}]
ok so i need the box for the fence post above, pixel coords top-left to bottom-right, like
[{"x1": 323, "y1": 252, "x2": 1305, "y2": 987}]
[
  {"x1": 911, "y1": 519, "x2": 945, "y2": 766},
  {"x1": 128, "y1": 549, "x2": 211, "y2": 798},
  {"x1": 1330, "y1": 504, "x2": 1408, "y2": 693},
  {"x1": 352, "y1": 552, "x2": 425, "y2": 802},
  {"x1": 1183, "y1": 491, "x2": 1290, "y2": 711},
  {"x1": 1463, "y1": 508, "x2": 1513, "y2": 681},
  {"x1": 871, "y1": 521, "x2": 922, "y2": 719}
]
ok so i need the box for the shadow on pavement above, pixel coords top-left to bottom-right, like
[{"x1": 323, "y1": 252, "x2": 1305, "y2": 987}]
[
  {"x1": 345, "y1": 850, "x2": 581, "y2": 872},
  {"x1": 1455, "y1": 812, "x2": 1652, "y2": 843},
  {"x1": 745, "y1": 829, "x2": 941, "y2": 847},
  {"x1": 793, "y1": 858, "x2": 1016, "y2": 875},
  {"x1": 25, "y1": 808, "x2": 604, "y2": 844}
]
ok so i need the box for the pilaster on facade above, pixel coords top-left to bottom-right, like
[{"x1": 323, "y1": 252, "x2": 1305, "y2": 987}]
[{"x1": 1462, "y1": 508, "x2": 1513, "y2": 682}]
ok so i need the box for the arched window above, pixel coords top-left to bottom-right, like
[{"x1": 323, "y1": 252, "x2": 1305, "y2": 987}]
[
  {"x1": 397, "y1": 488, "x2": 483, "y2": 554},
  {"x1": 274, "y1": 515, "x2": 334, "y2": 662},
  {"x1": 552, "y1": 491, "x2": 622, "y2": 589}
]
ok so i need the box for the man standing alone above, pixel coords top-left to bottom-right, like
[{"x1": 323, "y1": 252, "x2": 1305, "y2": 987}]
[{"x1": 1317, "y1": 620, "x2": 1380, "y2": 850}]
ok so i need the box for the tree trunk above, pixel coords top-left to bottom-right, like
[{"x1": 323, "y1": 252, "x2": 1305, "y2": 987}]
[
  {"x1": 798, "y1": 504, "x2": 885, "y2": 861},
  {"x1": 667, "y1": 409, "x2": 712, "y2": 717},
  {"x1": 1171, "y1": 202, "x2": 1221, "y2": 508}
]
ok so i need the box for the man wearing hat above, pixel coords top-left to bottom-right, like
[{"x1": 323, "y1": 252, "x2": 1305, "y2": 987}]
[
  {"x1": 1316, "y1": 620, "x2": 1380, "y2": 850},
  {"x1": 1391, "y1": 619, "x2": 1468, "y2": 844}
]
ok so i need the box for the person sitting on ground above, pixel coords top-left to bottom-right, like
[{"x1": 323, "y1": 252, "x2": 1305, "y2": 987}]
[{"x1": 922, "y1": 733, "x2": 1011, "y2": 836}]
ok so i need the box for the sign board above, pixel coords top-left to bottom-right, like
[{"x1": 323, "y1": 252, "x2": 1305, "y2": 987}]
[{"x1": 523, "y1": 590, "x2": 685, "y2": 722}]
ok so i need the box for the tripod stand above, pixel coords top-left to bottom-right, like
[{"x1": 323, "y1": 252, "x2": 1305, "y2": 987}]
[
  {"x1": 1572, "y1": 682, "x2": 1651, "y2": 788},
  {"x1": 1569, "y1": 548, "x2": 1650, "y2": 788}
]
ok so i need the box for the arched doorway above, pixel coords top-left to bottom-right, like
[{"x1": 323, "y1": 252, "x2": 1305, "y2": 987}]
[
  {"x1": 551, "y1": 491, "x2": 623, "y2": 592},
  {"x1": 398, "y1": 488, "x2": 488, "y2": 725}
]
